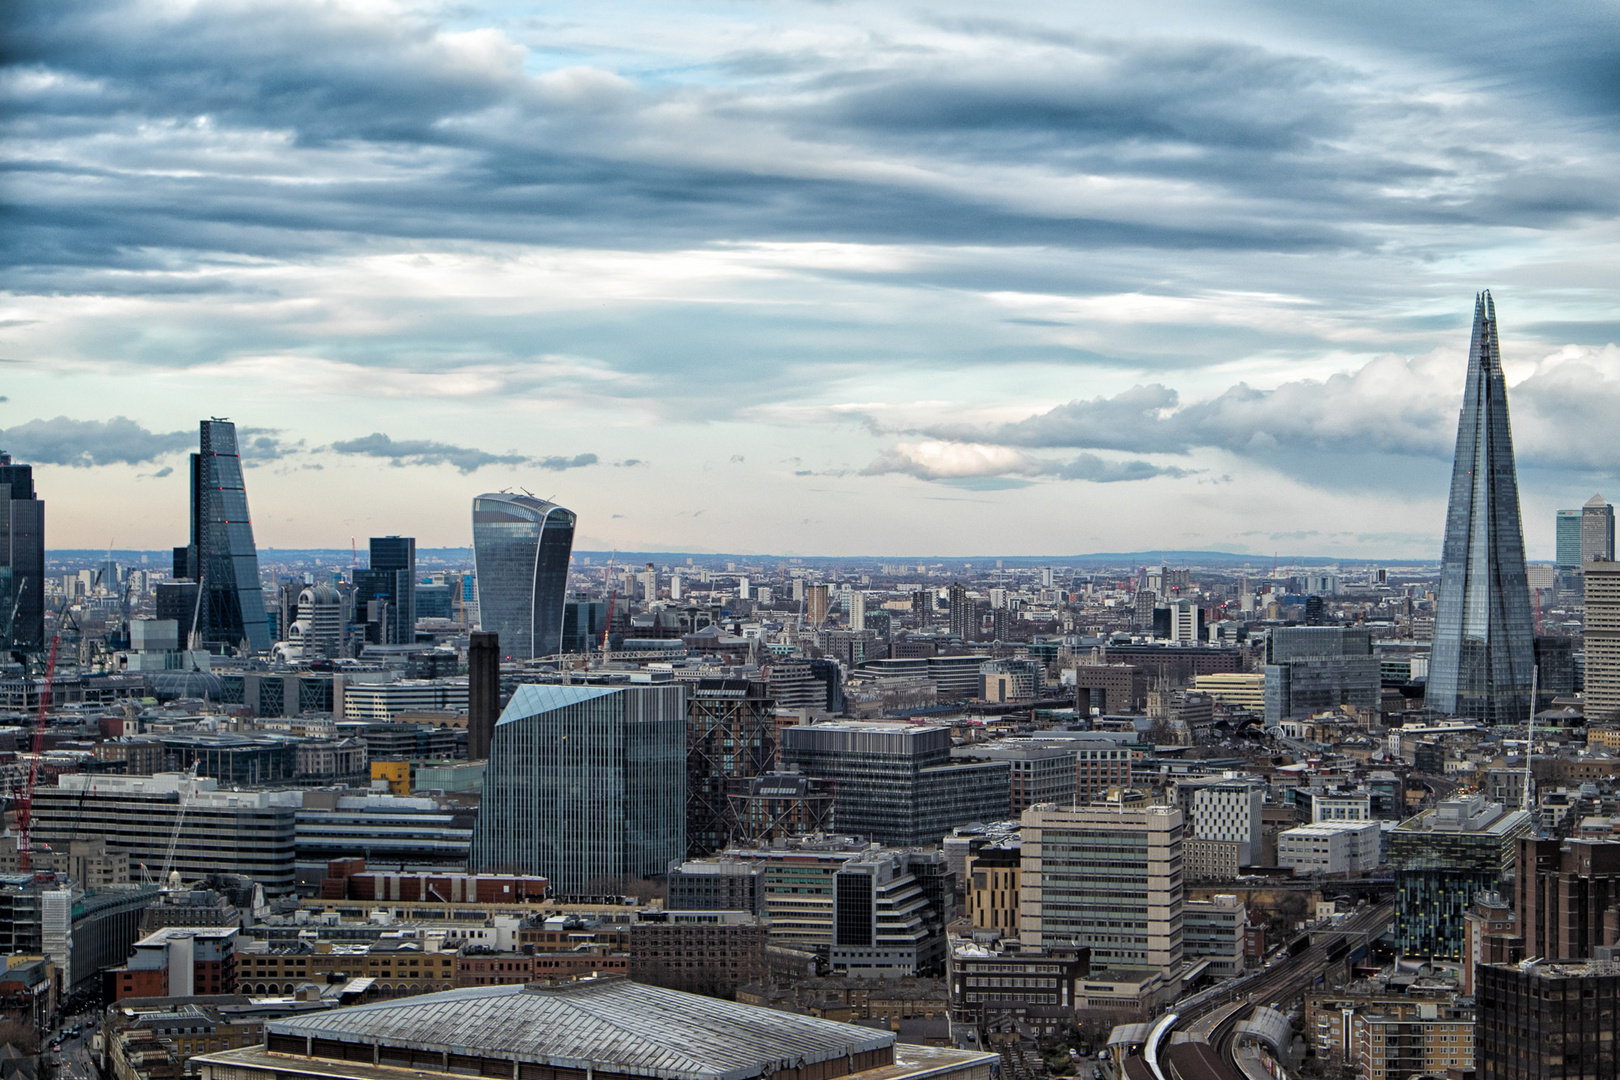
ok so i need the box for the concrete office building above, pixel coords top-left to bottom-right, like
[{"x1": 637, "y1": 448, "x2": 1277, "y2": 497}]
[
  {"x1": 1586, "y1": 561, "x2": 1620, "y2": 724},
  {"x1": 1583, "y1": 494, "x2": 1616, "y2": 565},
  {"x1": 469, "y1": 685, "x2": 686, "y2": 894},
  {"x1": 830, "y1": 848, "x2": 949, "y2": 977},
  {"x1": 1278, "y1": 822, "x2": 1382, "y2": 875},
  {"x1": 472, "y1": 493, "x2": 576, "y2": 660},
  {"x1": 1389, "y1": 795, "x2": 1531, "y2": 959},
  {"x1": 30, "y1": 773, "x2": 299, "y2": 894},
  {"x1": 964, "y1": 740, "x2": 1077, "y2": 813},
  {"x1": 666, "y1": 860, "x2": 766, "y2": 915},
  {"x1": 780, "y1": 722, "x2": 1010, "y2": 847},
  {"x1": 1190, "y1": 779, "x2": 1264, "y2": 866},
  {"x1": 1182, "y1": 894, "x2": 1247, "y2": 978},
  {"x1": 1018, "y1": 800, "x2": 1184, "y2": 973}
]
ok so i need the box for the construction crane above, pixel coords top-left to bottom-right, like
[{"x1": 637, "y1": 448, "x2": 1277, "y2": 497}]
[
  {"x1": 15, "y1": 630, "x2": 62, "y2": 874},
  {"x1": 158, "y1": 763, "x2": 201, "y2": 886}
]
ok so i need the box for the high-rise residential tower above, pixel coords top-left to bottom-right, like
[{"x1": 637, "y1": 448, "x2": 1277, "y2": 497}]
[
  {"x1": 1428, "y1": 293, "x2": 1536, "y2": 725},
  {"x1": 471, "y1": 493, "x2": 576, "y2": 659},
  {"x1": 0, "y1": 451, "x2": 45, "y2": 654},
  {"x1": 1582, "y1": 494, "x2": 1615, "y2": 565},
  {"x1": 177, "y1": 420, "x2": 271, "y2": 653},
  {"x1": 1585, "y1": 562, "x2": 1620, "y2": 724}
]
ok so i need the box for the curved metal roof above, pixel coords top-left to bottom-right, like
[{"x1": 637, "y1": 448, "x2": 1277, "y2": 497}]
[{"x1": 267, "y1": 977, "x2": 892, "y2": 1080}]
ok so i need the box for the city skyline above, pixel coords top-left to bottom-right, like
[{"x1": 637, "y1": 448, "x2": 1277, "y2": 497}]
[{"x1": 5, "y1": 1, "x2": 1620, "y2": 557}]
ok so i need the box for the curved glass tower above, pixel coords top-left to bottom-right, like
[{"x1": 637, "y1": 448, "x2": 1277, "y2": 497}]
[
  {"x1": 1428, "y1": 292, "x2": 1535, "y2": 725},
  {"x1": 472, "y1": 493, "x2": 576, "y2": 659}
]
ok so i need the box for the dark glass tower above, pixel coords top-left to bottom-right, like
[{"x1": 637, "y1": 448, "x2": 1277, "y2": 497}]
[
  {"x1": 354, "y1": 535, "x2": 416, "y2": 644},
  {"x1": 0, "y1": 452, "x2": 45, "y2": 654},
  {"x1": 1428, "y1": 292, "x2": 1536, "y2": 725},
  {"x1": 471, "y1": 492, "x2": 575, "y2": 659},
  {"x1": 179, "y1": 420, "x2": 272, "y2": 653}
]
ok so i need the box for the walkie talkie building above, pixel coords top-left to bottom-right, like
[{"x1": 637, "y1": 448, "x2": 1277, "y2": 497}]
[
  {"x1": 179, "y1": 420, "x2": 272, "y2": 653},
  {"x1": 471, "y1": 492, "x2": 576, "y2": 659},
  {"x1": 1428, "y1": 292, "x2": 1536, "y2": 725}
]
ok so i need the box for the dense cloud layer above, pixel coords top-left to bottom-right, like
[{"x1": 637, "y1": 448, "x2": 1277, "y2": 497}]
[{"x1": 3, "y1": 0, "x2": 1619, "y2": 553}]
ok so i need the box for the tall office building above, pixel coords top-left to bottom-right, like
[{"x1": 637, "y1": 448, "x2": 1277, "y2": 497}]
[
  {"x1": 175, "y1": 420, "x2": 272, "y2": 653},
  {"x1": 779, "y1": 722, "x2": 1009, "y2": 847},
  {"x1": 1428, "y1": 293, "x2": 1536, "y2": 725},
  {"x1": 1479, "y1": 960, "x2": 1620, "y2": 1080},
  {"x1": 354, "y1": 536, "x2": 416, "y2": 645},
  {"x1": 947, "y1": 582, "x2": 972, "y2": 640},
  {"x1": 1583, "y1": 494, "x2": 1616, "y2": 565},
  {"x1": 468, "y1": 684, "x2": 686, "y2": 894},
  {"x1": 1264, "y1": 626, "x2": 1380, "y2": 724},
  {"x1": 1388, "y1": 795, "x2": 1530, "y2": 960},
  {"x1": 471, "y1": 493, "x2": 576, "y2": 659},
  {"x1": 848, "y1": 590, "x2": 866, "y2": 632},
  {"x1": 1018, "y1": 801, "x2": 1183, "y2": 973},
  {"x1": 466, "y1": 631, "x2": 500, "y2": 760},
  {"x1": 1585, "y1": 562, "x2": 1620, "y2": 724},
  {"x1": 0, "y1": 452, "x2": 44, "y2": 653},
  {"x1": 1556, "y1": 508, "x2": 1584, "y2": 569}
]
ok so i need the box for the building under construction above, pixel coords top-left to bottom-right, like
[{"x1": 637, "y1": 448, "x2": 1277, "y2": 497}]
[{"x1": 686, "y1": 679, "x2": 776, "y2": 857}]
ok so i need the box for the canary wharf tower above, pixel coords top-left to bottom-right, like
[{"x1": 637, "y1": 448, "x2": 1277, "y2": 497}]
[
  {"x1": 472, "y1": 493, "x2": 576, "y2": 659},
  {"x1": 1428, "y1": 292, "x2": 1536, "y2": 725}
]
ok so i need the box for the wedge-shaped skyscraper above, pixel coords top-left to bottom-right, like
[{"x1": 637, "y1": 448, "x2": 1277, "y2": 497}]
[
  {"x1": 176, "y1": 420, "x2": 271, "y2": 653},
  {"x1": 1428, "y1": 292, "x2": 1535, "y2": 725},
  {"x1": 471, "y1": 492, "x2": 575, "y2": 659}
]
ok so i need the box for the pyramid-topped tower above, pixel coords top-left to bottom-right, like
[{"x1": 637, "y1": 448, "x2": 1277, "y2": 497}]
[{"x1": 1427, "y1": 291, "x2": 1536, "y2": 725}]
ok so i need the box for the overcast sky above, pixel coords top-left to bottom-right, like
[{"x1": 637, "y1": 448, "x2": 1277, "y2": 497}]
[{"x1": 4, "y1": 0, "x2": 1618, "y2": 558}]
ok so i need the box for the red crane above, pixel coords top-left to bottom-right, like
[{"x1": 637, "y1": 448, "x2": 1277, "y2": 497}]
[{"x1": 16, "y1": 633, "x2": 62, "y2": 874}]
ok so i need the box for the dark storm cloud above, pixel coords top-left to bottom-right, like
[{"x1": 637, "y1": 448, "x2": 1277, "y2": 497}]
[
  {"x1": 0, "y1": 416, "x2": 191, "y2": 466},
  {"x1": 7, "y1": 0, "x2": 1617, "y2": 291},
  {"x1": 328, "y1": 433, "x2": 599, "y2": 474}
]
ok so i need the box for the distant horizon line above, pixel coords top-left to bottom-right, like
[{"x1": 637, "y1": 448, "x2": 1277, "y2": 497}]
[{"x1": 43, "y1": 546, "x2": 1447, "y2": 568}]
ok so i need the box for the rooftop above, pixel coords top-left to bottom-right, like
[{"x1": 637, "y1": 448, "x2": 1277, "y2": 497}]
[{"x1": 245, "y1": 976, "x2": 917, "y2": 1080}]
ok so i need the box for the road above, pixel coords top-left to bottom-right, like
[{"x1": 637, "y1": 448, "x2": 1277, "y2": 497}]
[{"x1": 46, "y1": 1009, "x2": 100, "y2": 1080}]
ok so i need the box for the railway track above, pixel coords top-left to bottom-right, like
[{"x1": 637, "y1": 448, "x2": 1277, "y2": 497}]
[{"x1": 1144, "y1": 901, "x2": 1394, "y2": 1080}]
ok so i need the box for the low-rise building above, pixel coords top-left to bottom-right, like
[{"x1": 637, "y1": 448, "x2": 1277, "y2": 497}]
[
  {"x1": 1182, "y1": 895, "x2": 1247, "y2": 978},
  {"x1": 948, "y1": 940, "x2": 1090, "y2": 1044},
  {"x1": 1278, "y1": 821, "x2": 1382, "y2": 875},
  {"x1": 630, "y1": 911, "x2": 768, "y2": 997},
  {"x1": 196, "y1": 976, "x2": 999, "y2": 1080}
]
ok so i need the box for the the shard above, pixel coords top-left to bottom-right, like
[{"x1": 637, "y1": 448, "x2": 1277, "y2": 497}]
[{"x1": 1428, "y1": 292, "x2": 1535, "y2": 725}]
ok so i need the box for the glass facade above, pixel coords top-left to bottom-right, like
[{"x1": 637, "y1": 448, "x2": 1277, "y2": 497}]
[
  {"x1": 468, "y1": 684, "x2": 686, "y2": 895},
  {"x1": 1263, "y1": 626, "x2": 1380, "y2": 724},
  {"x1": 185, "y1": 421, "x2": 272, "y2": 653},
  {"x1": 354, "y1": 536, "x2": 416, "y2": 644},
  {"x1": 778, "y1": 723, "x2": 1010, "y2": 847},
  {"x1": 1556, "y1": 509, "x2": 1584, "y2": 569},
  {"x1": 471, "y1": 493, "x2": 576, "y2": 659},
  {"x1": 0, "y1": 454, "x2": 45, "y2": 652},
  {"x1": 1429, "y1": 292, "x2": 1535, "y2": 725}
]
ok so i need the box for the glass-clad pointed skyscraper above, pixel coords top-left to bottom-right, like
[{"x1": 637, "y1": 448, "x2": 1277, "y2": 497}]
[
  {"x1": 177, "y1": 420, "x2": 272, "y2": 653},
  {"x1": 1428, "y1": 292, "x2": 1535, "y2": 725},
  {"x1": 472, "y1": 493, "x2": 576, "y2": 659}
]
